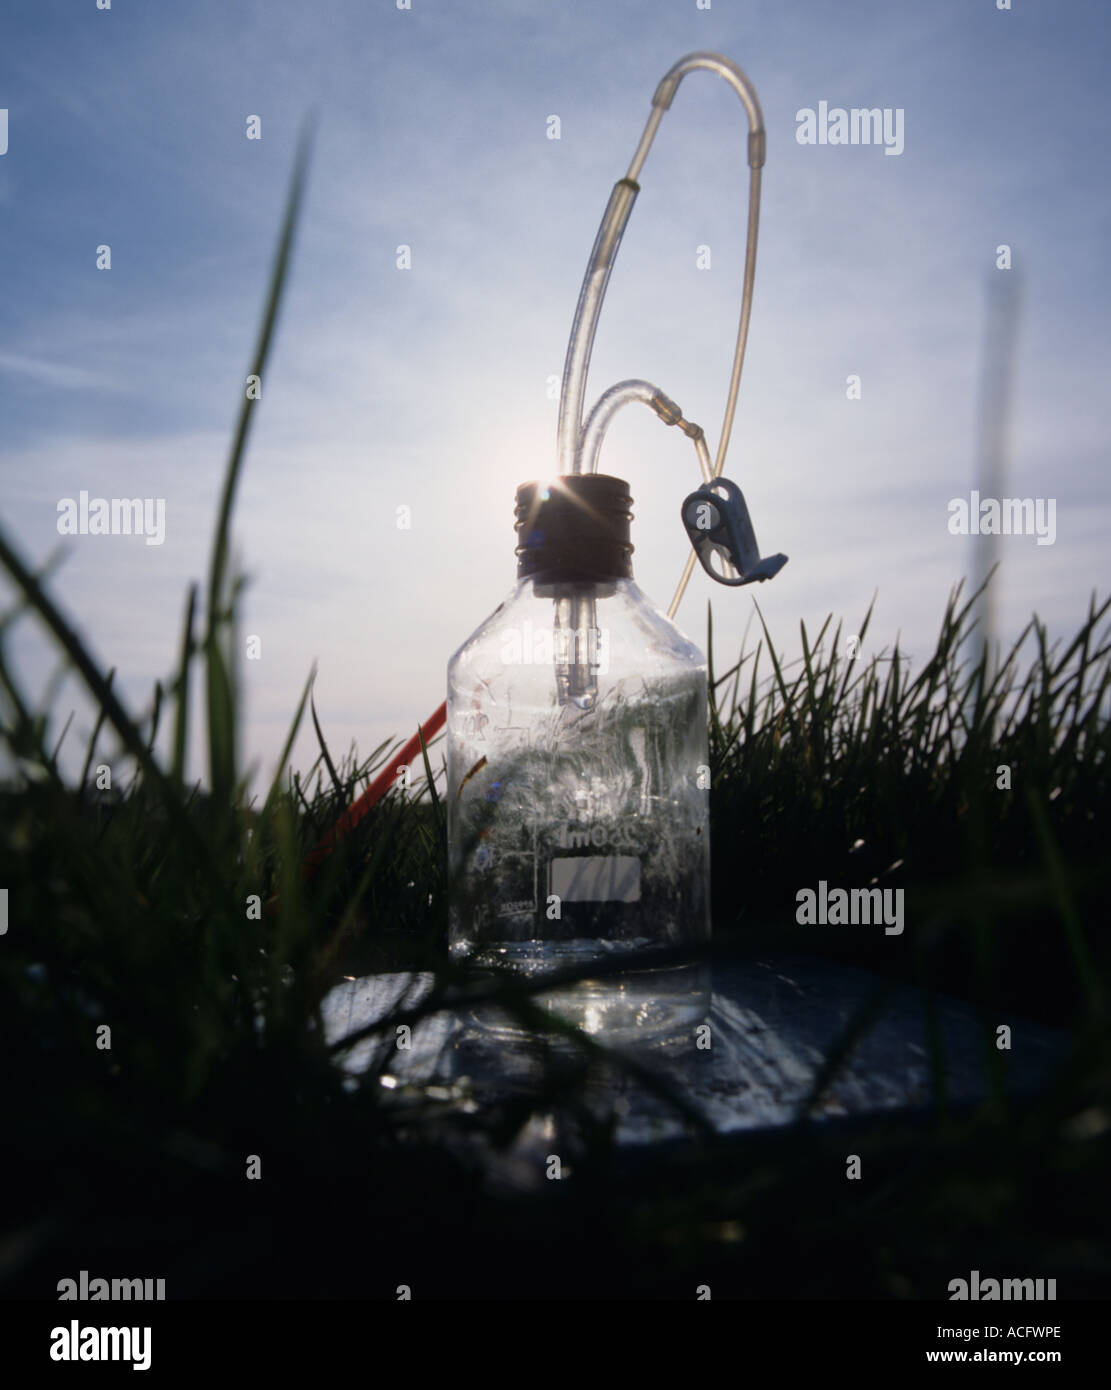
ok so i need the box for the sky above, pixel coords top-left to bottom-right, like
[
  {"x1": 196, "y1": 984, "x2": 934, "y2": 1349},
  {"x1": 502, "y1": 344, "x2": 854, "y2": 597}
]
[{"x1": 1, "y1": 0, "x2": 1108, "y2": 795}]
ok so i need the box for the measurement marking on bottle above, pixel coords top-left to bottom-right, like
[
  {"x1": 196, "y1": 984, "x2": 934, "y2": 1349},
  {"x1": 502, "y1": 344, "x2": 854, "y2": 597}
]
[
  {"x1": 496, "y1": 899, "x2": 537, "y2": 918},
  {"x1": 558, "y1": 823, "x2": 612, "y2": 849},
  {"x1": 558, "y1": 820, "x2": 648, "y2": 851},
  {"x1": 550, "y1": 856, "x2": 641, "y2": 903}
]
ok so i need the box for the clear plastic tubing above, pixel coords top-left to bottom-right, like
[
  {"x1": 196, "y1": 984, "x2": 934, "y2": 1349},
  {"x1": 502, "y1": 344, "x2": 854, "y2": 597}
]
[
  {"x1": 555, "y1": 52, "x2": 766, "y2": 615},
  {"x1": 580, "y1": 380, "x2": 714, "y2": 485}
]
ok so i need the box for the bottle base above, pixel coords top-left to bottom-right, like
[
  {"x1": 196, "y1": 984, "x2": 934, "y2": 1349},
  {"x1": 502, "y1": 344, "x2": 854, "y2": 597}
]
[{"x1": 451, "y1": 939, "x2": 710, "y2": 1046}]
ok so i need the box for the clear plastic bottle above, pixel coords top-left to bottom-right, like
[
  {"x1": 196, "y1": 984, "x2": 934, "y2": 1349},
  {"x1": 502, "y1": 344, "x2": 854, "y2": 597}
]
[{"x1": 446, "y1": 474, "x2": 710, "y2": 1042}]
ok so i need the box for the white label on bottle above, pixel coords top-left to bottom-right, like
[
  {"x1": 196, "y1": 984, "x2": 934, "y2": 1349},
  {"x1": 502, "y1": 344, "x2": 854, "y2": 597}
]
[{"x1": 550, "y1": 856, "x2": 641, "y2": 903}]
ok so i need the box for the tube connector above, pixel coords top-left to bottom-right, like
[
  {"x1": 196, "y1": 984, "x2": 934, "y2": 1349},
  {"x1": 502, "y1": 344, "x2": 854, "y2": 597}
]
[
  {"x1": 748, "y1": 129, "x2": 766, "y2": 169},
  {"x1": 650, "y1": 393, "x2": 706, "y2": 445},
  {"x1": 648, "y1": 391, "x2": 684, "y2": 428}
]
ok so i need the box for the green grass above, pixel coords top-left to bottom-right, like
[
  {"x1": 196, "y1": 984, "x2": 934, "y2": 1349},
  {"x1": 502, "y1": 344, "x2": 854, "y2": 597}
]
[
  {"x1": 1, "y1": 138, "x2": 1108, "y2": 1298},
  {"x1": 706, "y1": 588, "x2": 1110, "y2": 1030}
]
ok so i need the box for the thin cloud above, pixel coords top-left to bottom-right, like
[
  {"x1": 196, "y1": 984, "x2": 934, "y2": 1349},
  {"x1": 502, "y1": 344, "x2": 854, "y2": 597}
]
[{"x1": 0, "y1": 352, "x2": 127, "y2": 393}]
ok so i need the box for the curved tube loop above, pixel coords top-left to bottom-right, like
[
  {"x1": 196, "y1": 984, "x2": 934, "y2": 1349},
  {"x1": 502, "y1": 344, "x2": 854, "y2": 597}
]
[
  {"x1": 579, "y1": 379, "x2": 714, "y2": 482},
  {"x1": 555, "y1": 50, "x2": 765, "y2": 490}
]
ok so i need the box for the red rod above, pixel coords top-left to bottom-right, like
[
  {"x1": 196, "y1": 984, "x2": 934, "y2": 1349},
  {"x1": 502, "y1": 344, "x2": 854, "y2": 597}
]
[{"x1": 300, "y1": 700, "x2": 447, "y2": 878}]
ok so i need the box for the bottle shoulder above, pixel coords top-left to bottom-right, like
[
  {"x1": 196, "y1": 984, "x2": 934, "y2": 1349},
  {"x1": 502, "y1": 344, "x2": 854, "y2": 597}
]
[{"x1": 448, "y1": 578, "x2": 705, "y2": 683}]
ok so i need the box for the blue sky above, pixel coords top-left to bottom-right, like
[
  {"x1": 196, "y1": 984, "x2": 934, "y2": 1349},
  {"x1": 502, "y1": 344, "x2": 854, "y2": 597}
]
[{"x1": 1, "y1": 0, "x2": 1108, "y2": 792}]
